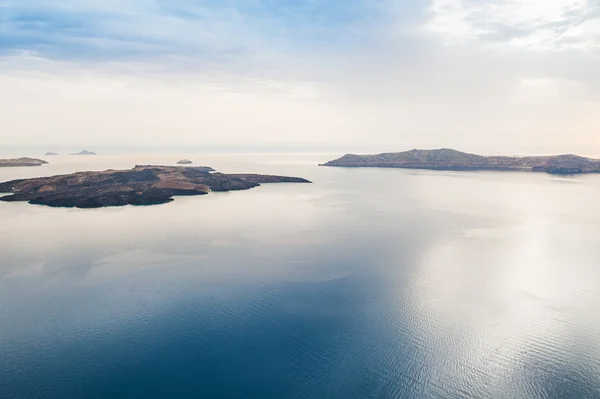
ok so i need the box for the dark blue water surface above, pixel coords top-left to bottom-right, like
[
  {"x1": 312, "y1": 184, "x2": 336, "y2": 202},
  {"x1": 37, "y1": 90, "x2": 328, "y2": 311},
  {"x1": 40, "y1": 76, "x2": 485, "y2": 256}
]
[{"x1": 2, "y1": 154, "x2": 600, "y2": 398}]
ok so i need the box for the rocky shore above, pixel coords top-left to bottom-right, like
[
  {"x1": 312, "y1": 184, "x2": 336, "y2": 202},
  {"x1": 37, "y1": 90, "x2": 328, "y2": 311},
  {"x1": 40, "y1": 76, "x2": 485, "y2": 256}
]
[
  {"x1": 321, "y1": 149, "x2": 600, "y2": 175},
  {"x1": 0, "y1": 158, "x2": 48, "y2": 167},
  {"x1": 0, "y1": 165, "x2": 310, "y2": 208}
]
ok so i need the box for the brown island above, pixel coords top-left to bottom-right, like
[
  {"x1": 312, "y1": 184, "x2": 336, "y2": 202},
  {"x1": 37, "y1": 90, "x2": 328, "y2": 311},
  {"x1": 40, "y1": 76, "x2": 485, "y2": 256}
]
[
  {"x1": 0, "y1": 165, "x2": 310, "y2": 208},
  {"x1": 321, "y1": 148, "x2": 600, "y2": 175},
  {"x1": 0, "y1": 157, "x2": 48, "y2": 167}
]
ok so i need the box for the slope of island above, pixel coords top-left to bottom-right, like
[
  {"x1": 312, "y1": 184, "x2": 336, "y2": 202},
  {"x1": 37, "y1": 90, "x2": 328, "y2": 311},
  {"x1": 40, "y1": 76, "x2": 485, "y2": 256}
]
[
  {"x1": 321, "y1": 148, "x2": 600, "y2": 175},
  {"x1": 0, "y1": 165, "x2": 311, "y2": 208},
  {"x1": 72, "y1": 150, "x2": 97, "y2": 155},
  {"x1": 0, "y1": 158, "x2": 48, "y2": 167}
]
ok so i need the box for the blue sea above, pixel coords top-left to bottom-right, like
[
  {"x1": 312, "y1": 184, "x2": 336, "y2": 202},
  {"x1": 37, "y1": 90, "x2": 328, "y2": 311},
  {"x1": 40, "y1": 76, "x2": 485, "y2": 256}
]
[{"x1": 1, "y1": 153, "x2": 600, "y2": 398}]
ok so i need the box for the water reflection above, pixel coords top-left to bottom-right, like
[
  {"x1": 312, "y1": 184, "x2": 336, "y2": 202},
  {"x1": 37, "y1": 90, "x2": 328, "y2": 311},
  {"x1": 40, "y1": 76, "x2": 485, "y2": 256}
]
[{"x1": 1, "y1": 154, "x2": 600, "y2": 398}]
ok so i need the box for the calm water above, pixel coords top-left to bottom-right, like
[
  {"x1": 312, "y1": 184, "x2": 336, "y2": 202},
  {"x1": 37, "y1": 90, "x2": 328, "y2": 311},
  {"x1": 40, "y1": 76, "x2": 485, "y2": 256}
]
[{"x1": 2, "y1": 153, "x2": 600, "y2": 398}]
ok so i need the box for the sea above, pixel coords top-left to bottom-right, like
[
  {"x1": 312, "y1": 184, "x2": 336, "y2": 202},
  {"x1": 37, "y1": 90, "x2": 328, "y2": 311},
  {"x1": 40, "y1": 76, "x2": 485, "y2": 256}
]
[{"x1": 1, "y1": 153, "x2": 600, "y2": 398}]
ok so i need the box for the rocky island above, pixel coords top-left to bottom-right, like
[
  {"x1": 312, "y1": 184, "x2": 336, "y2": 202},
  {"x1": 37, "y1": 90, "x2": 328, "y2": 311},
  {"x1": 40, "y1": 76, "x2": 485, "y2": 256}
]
[
  {"x1": 0, "y1": 158, "x2": 48, "y2": 167},
  {"x1": 72, "y1": 150, "x2": 97, "y2": 155},
  {"x1": 45, "y1": 152, "x2": 58, "y2": 156},
  {"x1": 0, "y1": 165, "x2": 310, "y2": 208},
  {"x1": 177, "y1": 159, "x2": 193, "y2": 165},
  {"x1": 322, "y1": 148, "x2": 600, "y2": 175}
]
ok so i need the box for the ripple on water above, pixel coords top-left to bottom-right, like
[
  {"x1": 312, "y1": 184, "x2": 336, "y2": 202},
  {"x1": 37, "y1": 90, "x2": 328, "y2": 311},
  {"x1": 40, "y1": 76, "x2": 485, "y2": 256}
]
[{"x1": 2, "y1": 156, "x2": 600, "y2": 398}]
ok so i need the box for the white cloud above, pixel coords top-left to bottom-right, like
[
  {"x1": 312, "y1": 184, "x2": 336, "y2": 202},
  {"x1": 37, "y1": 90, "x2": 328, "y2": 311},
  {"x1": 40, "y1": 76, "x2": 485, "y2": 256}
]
[
  {"x1": 426, "y1": 0, "x2": 597, "y2": 51},
  {"x1": 0, "y1": 0, "x2": 599, "y2": 154},
  {"x1": 561, "y1": 16, "x2": 600, "y2": 51}
]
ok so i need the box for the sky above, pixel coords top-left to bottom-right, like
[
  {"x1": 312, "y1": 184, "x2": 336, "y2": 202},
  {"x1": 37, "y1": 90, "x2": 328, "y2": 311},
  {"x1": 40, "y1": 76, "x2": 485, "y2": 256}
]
[{"x1": 1, "y1": 0, "x2": 599, "y2": 154}]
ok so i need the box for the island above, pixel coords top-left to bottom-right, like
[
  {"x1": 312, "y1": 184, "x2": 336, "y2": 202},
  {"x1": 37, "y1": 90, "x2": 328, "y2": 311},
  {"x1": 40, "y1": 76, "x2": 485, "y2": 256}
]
[
  {"x1": 177, "y1": 159, "x2": 193, "y2": 165},
  {"x1": 0, "y1": 158, "x2": 48, "y2": 167},
  {"x1": 72, "y1": 150, "x2": 97, "y2": 155},
  {"x1": 321, "y1": 148, "x2": 600, "y2": 175},
  {"x1": 45, "y1": 152, "x2": 58, "y2": 156},
  {"x1": 0, "y1": 165, "x2": 311, "y2": 208}
]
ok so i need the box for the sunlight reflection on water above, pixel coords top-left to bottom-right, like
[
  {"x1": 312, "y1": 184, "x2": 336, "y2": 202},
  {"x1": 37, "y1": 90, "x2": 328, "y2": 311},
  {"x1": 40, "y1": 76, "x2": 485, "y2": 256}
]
[{"x1": 1, "y1": 153, "x2": 600, "y2": 398}]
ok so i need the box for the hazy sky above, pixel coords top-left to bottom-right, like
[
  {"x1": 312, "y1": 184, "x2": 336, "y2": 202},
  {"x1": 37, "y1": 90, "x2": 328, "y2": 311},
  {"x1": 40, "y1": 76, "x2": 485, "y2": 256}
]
[{"x1": 1, "y1": 0, "x2": 599, "y2": 153}]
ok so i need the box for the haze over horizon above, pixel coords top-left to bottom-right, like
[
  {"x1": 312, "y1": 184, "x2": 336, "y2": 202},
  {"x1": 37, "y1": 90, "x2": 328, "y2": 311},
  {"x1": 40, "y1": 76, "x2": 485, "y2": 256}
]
[{"x1": 1, "y1": 0, "x2": 599, "y2": 154}]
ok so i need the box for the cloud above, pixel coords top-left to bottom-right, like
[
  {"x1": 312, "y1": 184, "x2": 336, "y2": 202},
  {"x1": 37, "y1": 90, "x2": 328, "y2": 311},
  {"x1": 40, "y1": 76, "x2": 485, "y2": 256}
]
[
  {"x1": 425, "y1": 0, "x2": 600, "y2": 51},
  {"x1": 0, "y1": 0, "x2": 380, "y2": 61},
  {"x1": 0, "y1": 0, "x2": 599, "y2": 154}
]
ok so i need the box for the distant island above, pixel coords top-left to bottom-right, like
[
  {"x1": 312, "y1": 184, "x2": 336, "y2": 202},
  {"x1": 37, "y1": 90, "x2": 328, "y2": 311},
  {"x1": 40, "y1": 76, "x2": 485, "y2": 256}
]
[
  {"x1": 0, "y1": 165, "x2": 311, "y2": 208},
  {"x1": 72, "y1": 150, "x2": 97, "y2": 155},
  {"x1": 0, "y1": 157, "x2": 48, "y2": 167},
  {"x1": 321, "y1": 148, "x2": 600, "y2": 175},
  {"x1": 45, "y1": 152, "x2": 58, "y2": 156},
  {"x1": 177, "y1": 159, "x2": 193, "y2": 165}
]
